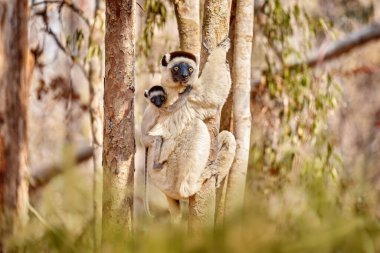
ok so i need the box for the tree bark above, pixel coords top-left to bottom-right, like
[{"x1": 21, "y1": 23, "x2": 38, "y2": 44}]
[
  {"x1": 102, "y1": 0, "x2": 135, "y2": 245},
  {"x1": 188, "y1": 0, "x2": 232, "y2": 234},
  {"x1": 89, "y1": 48, "x2": 103, "y2": 253},
  {"x1": 0, "y1": 0, "x2": 30, "y2": 251},
  {"x1": 225, "y1": 0, "x2": 253, "y2": 216},
  {"x1": 216, "y1": 0, "x2": 236, "y2": 226},
  {"x1": 374, "y1": 1, "x2": 380, "y2": 22},
  {"x1": 88, "y1": 5, "x2": 104, "y2": 251},
  {"x1": 173, "y1": 0, "x2": 201, "y2": 56}
]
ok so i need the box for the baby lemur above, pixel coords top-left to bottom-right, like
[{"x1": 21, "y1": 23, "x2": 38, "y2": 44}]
[
  {"x1": 141, "y1": 85, "x2": 192, "y2": 217},
  {"x1": 142, "y1": 85, "x2": 191, "y2": 170}
]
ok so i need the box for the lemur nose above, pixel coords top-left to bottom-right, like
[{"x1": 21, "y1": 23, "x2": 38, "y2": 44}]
[{"x1": 182, "y1": 74, "x2": 189, "y2": 78}]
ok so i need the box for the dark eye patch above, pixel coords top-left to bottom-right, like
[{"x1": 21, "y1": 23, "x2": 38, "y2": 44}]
[{"x1": 172, "y1": 65, "x2": 180, "y2": 72}]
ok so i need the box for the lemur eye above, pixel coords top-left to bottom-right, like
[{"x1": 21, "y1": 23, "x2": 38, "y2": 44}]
[
  {"x1": 173, "y1": 66, "x2": 179, "y2": 71},
  {"x1": 160, "y1": 97, "x2": 165, "y2": 101},
  {"x1": 151, "y1": 98, "x2": 155, "y2": 103},
  {"x1": 189, "y1": 67, "x2": 193, "y2": 73}
]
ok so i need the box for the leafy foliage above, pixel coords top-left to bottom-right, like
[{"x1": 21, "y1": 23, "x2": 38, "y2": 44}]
[
  {"x1": 251, "y1": 0, "x2": 341, "y2": 187},
  {"x1": 137, "y1": 0, "x2": 168, "y2": 56}
]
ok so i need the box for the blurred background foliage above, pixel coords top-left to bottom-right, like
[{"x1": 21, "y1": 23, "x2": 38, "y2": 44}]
[{"x1": 13, "y1": 0, "x2": 380, "y2": 252}]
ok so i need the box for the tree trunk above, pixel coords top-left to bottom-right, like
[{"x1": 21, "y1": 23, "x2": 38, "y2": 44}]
[
  {"x1": 88, "y1": 5, "x2": 104, "y2": 252},
  {"x1": 102, "y1": 0, "x2": 135, "y2": 246},
  {"x1": 173, "y1": 0, "x2": 201, "y2": 57},
  {"x1": 89, "y1": 48, "x2": 103, "y2": 253},
  {"x1": 375, "y1": 0, "x2": 380, "y2": 21},
  {"x1": 172, "y1": 0, "x2": 201, "y2": 226},
  {"x1": 225, "y1": 0, "x2": 253, "y2": 216},
  {"x1": 216, "y1": 0, "x2": 236, "y2": 226},
  {"x1": 0, "y1": 0, "x2": 30, "y2": 251},
  {"x1": 188, "y1": 0, "x2": 232, "y2": 234}
]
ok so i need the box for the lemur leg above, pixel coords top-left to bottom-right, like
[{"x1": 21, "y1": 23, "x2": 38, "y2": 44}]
[
  {"x1": 198, "y1": 131, "x2": 236, "y2": 187},
  {"x1": 166, "y1": 196, "x2": 181, "y2": 224},
  {"x1": 152, "y1": 136, "x2": 165, "y2": 170},
  {"x1": 158, "y1": 137, "x2": 177, "y2": 164},
  {"x1": 176, "y1": 119, "x2": 210, "y2": 198}
]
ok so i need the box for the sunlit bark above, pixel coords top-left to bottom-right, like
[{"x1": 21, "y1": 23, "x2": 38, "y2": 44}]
[
  {"x1": 102, "y1": 0, "x2": 135, "y2": 246},
  {"x1": 0, "y1": 0, "x2": 30, "y2": 251},
  {"x1": 225, "y1": 0, "x2": 253, "y2": 216}
]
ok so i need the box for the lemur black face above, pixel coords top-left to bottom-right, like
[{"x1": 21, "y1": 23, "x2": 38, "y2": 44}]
[
  {"x1": 150, "y1": 95, "x2": 166, "y2": 108},
  {"x1": 171, "y1": 62, "x2": 194, "y2": 83},
  {"x1": 145, "y1": 85, "x2": 167, "y2": 108}
]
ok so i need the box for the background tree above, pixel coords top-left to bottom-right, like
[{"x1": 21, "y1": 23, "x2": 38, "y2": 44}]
[
  {"x1": 225, "y1": 0, "x2": 254, "y2": 216},
  {"x1": 102, "y1": 0, "x2": 135, "y2": 247},
  {"x1": 0, "y1": 0, "x2": 30, "y2": 251}
]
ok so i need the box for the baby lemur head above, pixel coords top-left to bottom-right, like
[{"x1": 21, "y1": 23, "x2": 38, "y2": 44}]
[
  {"x1": 144, "y1": 85, "x2": 167, "y2": 108},
  {"x1": 161, "y1": 51, "x2": 199, "y2": 88}
]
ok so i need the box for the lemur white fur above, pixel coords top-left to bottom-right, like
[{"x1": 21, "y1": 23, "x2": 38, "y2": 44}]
[{"x1": 145, "y1": 39, "x2": 237, "y2": 220}]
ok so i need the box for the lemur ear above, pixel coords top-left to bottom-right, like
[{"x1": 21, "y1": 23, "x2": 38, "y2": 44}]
[
  {"x1": 161, "y1": 54, "x2": 170, "y2": 67},
  {"x1": 144, "y1": 90, "x2": 148, "y2": 98},
  {"x1": 195, "y1": 55, "x2": 200, "y2": 65}
]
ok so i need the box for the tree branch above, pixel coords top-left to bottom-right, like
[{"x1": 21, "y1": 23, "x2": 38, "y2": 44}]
[
  {"x1": 299, "y1": 22, "x2": 380, "y2": 68},
  {"x1": 252, "y1": 22, "x2": 380, "y2": 87},
  {"x1": 29, "y1": 146, "x2": 94, "y2": 192},
  {"x1": 32, "y1": 0, "x2": 90, "y2": 27}
]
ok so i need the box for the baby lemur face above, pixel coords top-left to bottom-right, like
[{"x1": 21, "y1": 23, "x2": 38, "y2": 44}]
[{"x1": 144, "y1": 85, "x2": 167, "y2": 108}]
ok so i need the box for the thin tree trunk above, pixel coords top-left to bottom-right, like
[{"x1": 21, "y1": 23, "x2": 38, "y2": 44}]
[
  {"x1": 375, "y1": 1, "x2": 380, "y2": 21},
  {"x1": 0, "y1": 0, "x2": 30, "y2": 251},
  {"x1": 89, "y1": 49, "x2": 103, "y2": 253},
  {"x1": 102, "y1": 0, "x2": 135, "y2": 246},
  {"x1": 173, "y1": 0, "x2": 201, "y2": 56},
  {"x1": 88, "y1": 4, "x2": 104, "y2": 251},
  {"x1": 216, "y1": 0, "x2": 236, "y2": 226},
  {"x1": 188, "y1": 0, "x2": 232, "y2": 233},
  {"x1": 225, "y1": 0, "x2": 253, "y2": 216}
]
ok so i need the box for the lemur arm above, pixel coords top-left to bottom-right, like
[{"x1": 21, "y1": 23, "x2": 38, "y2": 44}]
[
  {"x1": 195, "y1": 38, "x2": 231, "y2": 107},
  {"x1": 162, "y1": 86, "x2": 192, "y2": 113}
]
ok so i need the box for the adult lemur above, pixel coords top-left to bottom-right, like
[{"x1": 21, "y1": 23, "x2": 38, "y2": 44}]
[{"x1": 142, "y1": 38, "x2": 236, "y2": 219}]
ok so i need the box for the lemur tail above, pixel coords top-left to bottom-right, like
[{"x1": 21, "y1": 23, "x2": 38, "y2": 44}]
[{"x1": 144, "y1": 148, "x2": 154, "y2": 218}]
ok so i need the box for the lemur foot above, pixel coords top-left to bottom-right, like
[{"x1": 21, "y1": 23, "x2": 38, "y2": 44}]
[
  {"x1": 203, "y1": 37, "x2": 231, "y2": 54},
  {"x1": 200, "y1": 162, "x2": 219, "y2": 182},
  {"x1": 218, "y1": 37, "x2": 231, "y2": 50},
  {"x1": 202, "y1": 41, "x2": 212, "y2": 54},
  {"x1": 153, "y1": 160, "x2": 166, "y2": 170}
]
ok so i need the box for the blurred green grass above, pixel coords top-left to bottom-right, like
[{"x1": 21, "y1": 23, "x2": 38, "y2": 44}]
[{"x1": 6, "y1": 148, "x2": 380, "y2": 253}]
